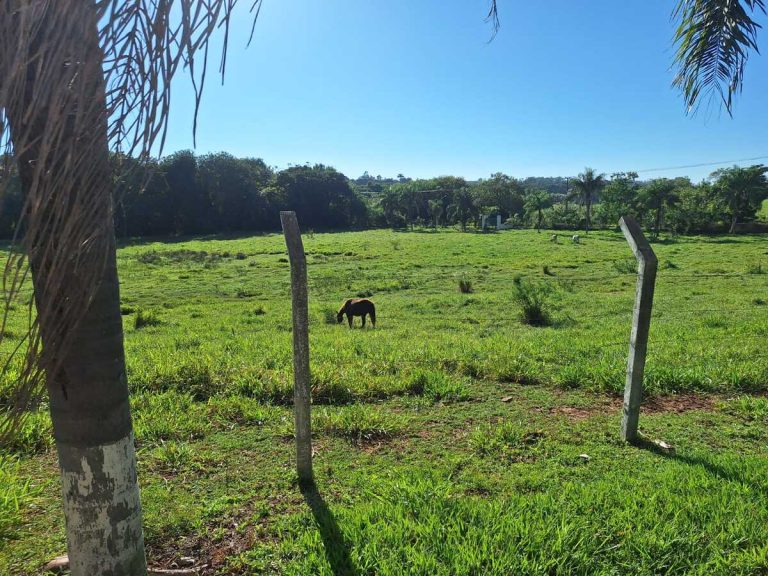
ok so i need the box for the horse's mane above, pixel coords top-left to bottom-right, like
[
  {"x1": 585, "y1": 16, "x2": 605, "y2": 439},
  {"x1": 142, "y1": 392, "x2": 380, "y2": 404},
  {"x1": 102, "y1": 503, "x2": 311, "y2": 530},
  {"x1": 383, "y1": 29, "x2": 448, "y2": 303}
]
[{"x1": 337, "y1": 299, "x2": 352, "y2": 315}]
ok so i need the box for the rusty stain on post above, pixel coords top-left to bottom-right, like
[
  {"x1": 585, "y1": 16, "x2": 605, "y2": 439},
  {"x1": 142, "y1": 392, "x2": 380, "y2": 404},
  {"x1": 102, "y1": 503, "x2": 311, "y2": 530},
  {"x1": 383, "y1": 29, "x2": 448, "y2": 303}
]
[
  {"x1": 619, "y1": 216, "x2": 658, "y2": 443},
  {"x1": 280, "y1": 211, "x2": 313, "y2": 483}
]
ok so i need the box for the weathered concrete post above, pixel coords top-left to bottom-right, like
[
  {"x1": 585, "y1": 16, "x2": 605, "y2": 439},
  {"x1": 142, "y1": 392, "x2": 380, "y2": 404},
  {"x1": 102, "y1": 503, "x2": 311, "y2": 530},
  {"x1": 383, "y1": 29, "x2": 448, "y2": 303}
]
[
  {"x1": 496, "y1": 214, "x2": 502, "y2": 229},
  {"x1": 619, "y1": 216, "x2": 658, "y2": 443},
  {"x1": 280, "y1": 211, "x2": 313, "y2": 483}
]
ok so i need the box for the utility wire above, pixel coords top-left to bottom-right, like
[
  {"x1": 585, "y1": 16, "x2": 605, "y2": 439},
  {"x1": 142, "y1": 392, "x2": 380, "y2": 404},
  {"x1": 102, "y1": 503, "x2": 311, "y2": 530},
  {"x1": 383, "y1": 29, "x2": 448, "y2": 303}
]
[{"x1": 633, "y1": 155, "x2": 768, "y2": 175}]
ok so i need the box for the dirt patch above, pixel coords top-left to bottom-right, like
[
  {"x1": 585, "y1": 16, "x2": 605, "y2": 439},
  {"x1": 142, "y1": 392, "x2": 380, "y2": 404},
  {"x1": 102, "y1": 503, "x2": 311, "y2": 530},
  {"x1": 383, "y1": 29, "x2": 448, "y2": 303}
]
[
  {"x1": 534, "y1": 392, "x2": 719, "y2": 421},
  {"x1": 643, "y1": 394, "x2": 715, "y2": 414},
  {"x1": 145, "y1": 493, "x2": 301, "y2": 576},
  {"x1": 546, "y1": 405, "x2": 611, "y2": 421}
]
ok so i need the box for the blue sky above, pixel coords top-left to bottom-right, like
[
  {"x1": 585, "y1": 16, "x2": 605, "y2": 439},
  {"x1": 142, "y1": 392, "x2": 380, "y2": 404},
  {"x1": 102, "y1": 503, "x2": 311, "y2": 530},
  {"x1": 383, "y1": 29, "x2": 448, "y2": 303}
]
[{"x1": 162, "y1": 1, "x2": 768, "y2": 182}]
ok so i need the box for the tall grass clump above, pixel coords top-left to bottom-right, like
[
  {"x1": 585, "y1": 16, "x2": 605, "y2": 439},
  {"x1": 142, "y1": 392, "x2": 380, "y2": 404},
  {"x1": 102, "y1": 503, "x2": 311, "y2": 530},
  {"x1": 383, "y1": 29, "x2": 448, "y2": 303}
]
[
  {"x1": 312, "y1": 405, "x2": 405, "y2": 443},
  {"x1": 134, "y1": 309, "x2": 162, "y2": 329},
  {"x1": 458, "y1": 275, "x2": 474, "y2": 294},
  {"x1": 511, "y1": 276, "x2": 553, "y2": 326},
  {"x1": 613, "y1": 258, "x2": 637, "y2": 274},
  {"x1": 1, "y1": 456, "x2": 42, "y2": 539},
  {"x1": 407, "y1": 369, "x2": 470, "y2": 402}
]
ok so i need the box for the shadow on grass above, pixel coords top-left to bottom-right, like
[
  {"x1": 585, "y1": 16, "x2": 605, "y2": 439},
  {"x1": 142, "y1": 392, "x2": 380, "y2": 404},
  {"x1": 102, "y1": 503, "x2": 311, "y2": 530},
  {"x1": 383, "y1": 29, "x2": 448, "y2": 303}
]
[
  {"x1": 635, "y1": 437, "x2": 767, "y2": 494},
  {"x1": 301, "y1": 480, "x2": 358, "y2": 576}
]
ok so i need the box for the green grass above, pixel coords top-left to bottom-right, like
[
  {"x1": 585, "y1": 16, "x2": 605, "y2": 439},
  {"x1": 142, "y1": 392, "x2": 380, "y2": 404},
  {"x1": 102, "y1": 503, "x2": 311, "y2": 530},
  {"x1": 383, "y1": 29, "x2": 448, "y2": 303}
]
[{"x1": 1, "y1": 228, "x2": 768, "y2": 574}]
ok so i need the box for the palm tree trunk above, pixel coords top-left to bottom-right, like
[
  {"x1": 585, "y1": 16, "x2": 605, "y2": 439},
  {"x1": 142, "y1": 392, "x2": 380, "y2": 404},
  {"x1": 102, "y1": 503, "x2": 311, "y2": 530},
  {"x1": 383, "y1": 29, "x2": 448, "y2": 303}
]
[
  {"x1": 4, "y1": 2, "x2": 146, "y2": 574},
  {"x1": 729, "y1": 214, "x2": 738, "y2": 233}
]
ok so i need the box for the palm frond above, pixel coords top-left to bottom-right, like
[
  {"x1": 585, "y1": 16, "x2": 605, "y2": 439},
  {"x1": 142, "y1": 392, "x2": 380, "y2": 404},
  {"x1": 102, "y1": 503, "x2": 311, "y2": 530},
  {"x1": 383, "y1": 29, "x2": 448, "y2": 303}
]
[
  {"x1": 486, "y1": 0, "x2": 501, "y2": 40},
  {"x1": 0, "y1": 0, "x2": 261, "y2": 445},
  {"x1": 672, "y1": 0, "x2": 766, "y2": 115}
]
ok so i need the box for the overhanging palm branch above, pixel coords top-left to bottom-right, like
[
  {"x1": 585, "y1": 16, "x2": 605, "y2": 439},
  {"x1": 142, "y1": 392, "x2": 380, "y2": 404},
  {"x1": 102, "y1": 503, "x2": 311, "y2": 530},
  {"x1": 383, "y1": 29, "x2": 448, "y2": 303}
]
[
  {"x1": 672, "y1": 0, "x2": 764, "y2": 114},
  {"x1": 0, "y1": 0, "x2": 261, "y2": 444},
  {"x1": 486, "y1": 0, "x2": 764, "y2": 114}
]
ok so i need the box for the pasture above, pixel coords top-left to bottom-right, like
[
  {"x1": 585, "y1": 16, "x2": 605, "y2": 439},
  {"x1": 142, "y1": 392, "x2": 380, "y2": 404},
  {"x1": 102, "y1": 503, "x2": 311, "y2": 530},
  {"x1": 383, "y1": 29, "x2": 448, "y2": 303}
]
[{"x1": 2, "y1": 228, "x2": 768, "y2": 575}]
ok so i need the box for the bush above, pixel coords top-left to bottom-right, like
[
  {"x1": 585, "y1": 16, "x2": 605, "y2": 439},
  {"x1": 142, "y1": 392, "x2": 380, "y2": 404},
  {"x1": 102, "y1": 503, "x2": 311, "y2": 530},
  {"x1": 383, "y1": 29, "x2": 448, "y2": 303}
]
[
  {"x1": 511, "y1": 276, "x2": 553, "y2": 326},
  {"x1": 134, "y1": 309, "x2": 162, "y2": 329}
]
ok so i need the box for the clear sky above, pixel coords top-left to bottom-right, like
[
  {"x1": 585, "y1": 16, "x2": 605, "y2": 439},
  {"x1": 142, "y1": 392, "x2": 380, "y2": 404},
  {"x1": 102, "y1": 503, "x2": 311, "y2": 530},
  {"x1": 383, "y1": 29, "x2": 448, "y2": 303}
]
[{"x1": 162, "y1": 0, "x2": 768, "y2": 183}]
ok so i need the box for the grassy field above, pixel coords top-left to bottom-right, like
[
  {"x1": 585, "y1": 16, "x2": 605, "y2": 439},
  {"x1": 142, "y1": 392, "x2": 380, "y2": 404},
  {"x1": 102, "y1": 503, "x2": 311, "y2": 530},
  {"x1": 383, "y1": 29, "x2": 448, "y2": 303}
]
[{"x1": 1, "y1": 228, "x2": 768, "y2": 574}]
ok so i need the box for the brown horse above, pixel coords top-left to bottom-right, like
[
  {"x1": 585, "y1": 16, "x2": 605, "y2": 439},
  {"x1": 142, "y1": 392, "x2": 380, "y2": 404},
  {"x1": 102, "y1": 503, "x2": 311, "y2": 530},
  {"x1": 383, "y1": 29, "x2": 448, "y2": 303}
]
[{"x1": 337, "y1": 298, "x2": 376, "y2": 328}]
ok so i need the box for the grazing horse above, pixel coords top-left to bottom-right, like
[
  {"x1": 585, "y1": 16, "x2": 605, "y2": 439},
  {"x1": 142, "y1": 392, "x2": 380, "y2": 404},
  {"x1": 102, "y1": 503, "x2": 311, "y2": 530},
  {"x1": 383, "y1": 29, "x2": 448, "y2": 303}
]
[
  {"x1": 572, "y1": 234, "x2": 580, "y2": 244},
  {"x1": 337, "y1": 298, "x2": 376, "y2": 328},
  {"x1": 550, "y1": 234, "x2": 559, "y2": 243}
]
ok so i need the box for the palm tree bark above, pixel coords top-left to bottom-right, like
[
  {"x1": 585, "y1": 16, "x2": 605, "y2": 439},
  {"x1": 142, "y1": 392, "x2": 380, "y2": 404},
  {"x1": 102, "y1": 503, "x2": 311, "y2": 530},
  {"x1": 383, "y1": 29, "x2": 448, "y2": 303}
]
[{"x1": 3, "y1": 2, "x2": 146, "y2": 574}]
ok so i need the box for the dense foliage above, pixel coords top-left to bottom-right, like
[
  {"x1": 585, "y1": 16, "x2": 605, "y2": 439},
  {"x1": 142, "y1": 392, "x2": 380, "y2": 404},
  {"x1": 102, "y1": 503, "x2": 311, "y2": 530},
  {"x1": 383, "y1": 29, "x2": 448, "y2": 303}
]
[{"x1": 1, "y1": 153, "x2": 766, "y2": 239}]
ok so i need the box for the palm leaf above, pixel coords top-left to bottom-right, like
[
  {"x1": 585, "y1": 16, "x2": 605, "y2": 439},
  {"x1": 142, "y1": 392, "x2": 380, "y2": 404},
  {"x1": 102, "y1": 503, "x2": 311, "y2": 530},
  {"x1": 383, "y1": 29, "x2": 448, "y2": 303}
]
[{"x1": 672, "y1": 0, "x2": 766, "y2": 115}]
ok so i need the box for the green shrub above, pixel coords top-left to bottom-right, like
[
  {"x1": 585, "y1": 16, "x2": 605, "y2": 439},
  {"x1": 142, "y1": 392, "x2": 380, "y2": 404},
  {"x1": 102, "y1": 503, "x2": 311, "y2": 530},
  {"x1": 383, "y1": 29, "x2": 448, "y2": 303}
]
[
  {"x1": 511, "y1": 276, "x2": 553, "y2": 326},
  {"x1": 457, "y1": 274, "x2": 473, "y2": 294},
  {"x1": 134, "y1": 309, "x2": 162, "y2": 329}
]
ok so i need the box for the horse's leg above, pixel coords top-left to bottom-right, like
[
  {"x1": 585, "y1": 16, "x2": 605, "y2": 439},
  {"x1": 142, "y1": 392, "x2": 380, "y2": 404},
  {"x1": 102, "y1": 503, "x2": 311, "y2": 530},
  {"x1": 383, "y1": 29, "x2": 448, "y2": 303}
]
[
  {"x1": 361, "y1": 314, "x2": 366, "y2": 328},
  {"x1": 347, "y1": 314, "x2": 353, "y2": 328},
  {"x1": 370, "y1": 309, "x2": 376, "y2": 328}
]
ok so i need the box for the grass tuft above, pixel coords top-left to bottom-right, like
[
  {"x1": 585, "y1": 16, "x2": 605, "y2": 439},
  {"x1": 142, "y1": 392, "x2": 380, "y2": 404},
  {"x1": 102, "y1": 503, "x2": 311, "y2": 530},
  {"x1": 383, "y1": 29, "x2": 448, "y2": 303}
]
[
  {"x1": 134, "y1": 309, "x2": 162, "y2": 329},
  {"x1": 511, "y1": 276, "x2": 553, "y2": 326}
]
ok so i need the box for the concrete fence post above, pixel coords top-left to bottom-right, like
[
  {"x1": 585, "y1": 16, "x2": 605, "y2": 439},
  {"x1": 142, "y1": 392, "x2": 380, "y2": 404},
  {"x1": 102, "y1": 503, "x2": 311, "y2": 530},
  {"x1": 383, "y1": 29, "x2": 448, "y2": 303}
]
[
  {"x1": 619, "y1": 215, "x2": 658, "y2": 443},
  {"x1": 280, "y1": 211, "x2": 313, "y2": 483}
]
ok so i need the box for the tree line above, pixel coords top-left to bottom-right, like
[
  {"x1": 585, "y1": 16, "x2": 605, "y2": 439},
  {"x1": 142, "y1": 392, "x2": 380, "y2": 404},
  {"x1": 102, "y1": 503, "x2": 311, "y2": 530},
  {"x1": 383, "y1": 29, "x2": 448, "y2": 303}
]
[
  {"x1": 367, "y1": 166, "x2": 768, "y2": 235},
  {"x1": 1, "y1": 154, "x2": 766, "y2": 239}
]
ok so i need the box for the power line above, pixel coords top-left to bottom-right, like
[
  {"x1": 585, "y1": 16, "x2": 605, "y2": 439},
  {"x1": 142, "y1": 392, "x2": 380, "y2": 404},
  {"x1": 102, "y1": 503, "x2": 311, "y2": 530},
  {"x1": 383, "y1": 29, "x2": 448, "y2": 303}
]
[{"x1": 633, "y1": 155, "x2": 768, "y2": 175}]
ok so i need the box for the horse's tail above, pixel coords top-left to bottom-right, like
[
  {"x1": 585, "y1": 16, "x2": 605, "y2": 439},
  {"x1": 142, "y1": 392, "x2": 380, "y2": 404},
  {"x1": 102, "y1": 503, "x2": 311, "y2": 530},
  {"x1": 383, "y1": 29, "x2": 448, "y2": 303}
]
[{"x1": 370, "y1": 303, "x2": 376, "y2": 327}]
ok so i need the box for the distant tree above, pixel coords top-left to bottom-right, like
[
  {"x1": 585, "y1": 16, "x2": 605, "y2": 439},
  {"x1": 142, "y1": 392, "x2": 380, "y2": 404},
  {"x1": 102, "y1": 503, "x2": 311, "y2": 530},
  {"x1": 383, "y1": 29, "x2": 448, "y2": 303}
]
[
  {"x1": 272, "y1": 164, "x2": 366, "y2": 229},
  {"x1": 569, "y1": 167, "x2": 606, "y2": 233},
  {"x1": 447, "y1": 188, "x2": 478, "y2": 231},
  {"x1": 596, "y1": 172, "x2": 639, "y2": 227},
  {"x1": 667, "y1": 183, "x2": 720, "y2": 234},
  {"x1": 428, "y1": 199, "x2": 443, "y2": 227},
  {"x1": 711, "y1": 165, "x2": 768, "y2": 232},
  {"x1": 198, "y1": 153, "x2": 272, "y2": 231},
  {"x1": 474, "y1": 173, "x2": 525, "y2": 221},
  {"x1": 524, "y1": 190, "x2": 552, "y2": 232},
  {"x1": 637, "y1": 179, "x2": 681, "y2": 237},
  {"x1": 161, "y1": 150, "x2": 207, "y2": 234}
]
